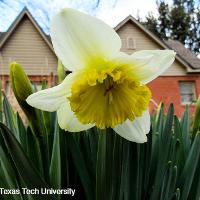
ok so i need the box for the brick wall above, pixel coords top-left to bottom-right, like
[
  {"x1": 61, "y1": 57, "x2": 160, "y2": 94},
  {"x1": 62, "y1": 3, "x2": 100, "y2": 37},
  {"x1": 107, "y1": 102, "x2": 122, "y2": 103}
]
[
  {"x1": 1, "y1": 75, "x2": 200, "y2": 119},
  {"x1": 0, "y1": 74, "x2": 56, "y2": 123},
  {"x1": 148, "y1": 76, "x2": 200, "y2": 116}
]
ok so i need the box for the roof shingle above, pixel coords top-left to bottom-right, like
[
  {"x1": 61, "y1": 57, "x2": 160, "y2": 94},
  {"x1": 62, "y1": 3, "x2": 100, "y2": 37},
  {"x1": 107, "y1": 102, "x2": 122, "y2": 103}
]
[
  {"x1": 0, "y1": 32, "x2": 5, "y2": 41},
  {"x1": 165, "y1": 40, "x2": 200, "y2": 69}
]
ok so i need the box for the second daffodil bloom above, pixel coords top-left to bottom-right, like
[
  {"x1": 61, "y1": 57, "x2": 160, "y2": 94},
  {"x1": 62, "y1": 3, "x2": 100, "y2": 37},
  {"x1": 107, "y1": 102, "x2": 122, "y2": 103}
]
[{"x1": 26, "y1": 8, "x2": 175, "y2": 143}]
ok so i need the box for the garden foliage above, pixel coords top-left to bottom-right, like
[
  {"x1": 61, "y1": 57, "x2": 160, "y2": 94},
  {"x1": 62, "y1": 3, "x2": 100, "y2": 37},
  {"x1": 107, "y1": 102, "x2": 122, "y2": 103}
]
[{"x1": 0, "y1": 64, "x2": 199, "y2": 200}]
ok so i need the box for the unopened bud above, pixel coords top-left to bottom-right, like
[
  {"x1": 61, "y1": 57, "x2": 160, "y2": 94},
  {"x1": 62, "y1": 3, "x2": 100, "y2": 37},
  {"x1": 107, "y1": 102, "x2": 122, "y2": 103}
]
[
  {"x1": 57, "y1": 60, "x2": 66, "y2": 83},
  {"x1": 10, "y1": 62, "x2": 33, "y2": 101},
  {"x1": 10, "y1": 62, "x2": 41, "y2": 136}
]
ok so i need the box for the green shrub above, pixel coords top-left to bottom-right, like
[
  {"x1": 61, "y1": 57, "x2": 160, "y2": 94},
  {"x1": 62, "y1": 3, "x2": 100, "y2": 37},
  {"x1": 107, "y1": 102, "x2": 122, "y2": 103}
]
[{"x1": 0, "y1": 66, "x2": 199, "y2": 200}]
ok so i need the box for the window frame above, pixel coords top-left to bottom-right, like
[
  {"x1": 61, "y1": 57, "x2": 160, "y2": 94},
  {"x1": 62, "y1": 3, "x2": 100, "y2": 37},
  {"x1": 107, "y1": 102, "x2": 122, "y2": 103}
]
[
  {"x1": 31, "y1": 81, "x2": 43, "y2": 92},
  {"x1": 5, "y1": 81, "x2": 11, "y2": 95},
  {"x1": 179, "y1": 81, "x2": 196, "y2": 105},
  {"x1": 127, "y1": 37, "x2": 136, "y2": 50}
]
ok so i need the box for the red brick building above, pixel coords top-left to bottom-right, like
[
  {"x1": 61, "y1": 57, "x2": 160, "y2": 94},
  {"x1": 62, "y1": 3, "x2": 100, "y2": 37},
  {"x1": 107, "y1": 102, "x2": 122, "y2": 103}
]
[{"x1": 0, "y1": 8, "x2": 200, "y2": 116}]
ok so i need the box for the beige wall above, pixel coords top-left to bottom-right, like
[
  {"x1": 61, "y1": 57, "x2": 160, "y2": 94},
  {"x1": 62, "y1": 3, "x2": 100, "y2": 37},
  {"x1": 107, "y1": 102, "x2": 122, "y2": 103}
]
[
  {"x1": 0, "y1": 15, "x2": 57, "y2": 75},
  {"x1": 0, "y1": 16, "x2": 188, "y2": 77},
  {"x1": 116, "y1": 21, "x2": 187, "y2": 76}
]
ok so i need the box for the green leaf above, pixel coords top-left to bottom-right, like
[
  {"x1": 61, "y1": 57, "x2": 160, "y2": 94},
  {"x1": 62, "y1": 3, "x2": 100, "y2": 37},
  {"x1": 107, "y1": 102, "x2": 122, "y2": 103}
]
[
  {"x1": 110, "y1": 133, "x2": 123, "y2": 200},
  {"x1": 0, "y1": 146, "x2": 24, "y2": 200},
  {"x1": 66, "y1": 132, "x2": 94, "y2": 200},
  {"x1": 3, "y1": 95, "x2": 18, "y2": 139},
  {"x1": 150, "y1": 104, "x2": 174, "y2": 200},
  {"x1": 119, "y1": 139, "x2": 130, "y2": 200},
  {"x1": 180, "y1": 107, "x2": 191, "y2": 156},
  {"x1": 179, "y1": 132, "x2": 200, "y2": 200},
  {"x1": 187, "y1": 155, "x2": 200, "y2": 200},
  {"x1": 57, "y1": 60, "x2": 66, "y2": 83},
  {"x1": 49, "y1": 119, "x2": 61, "y2": 191},
  {"x1": 192, "y1": 96, "x2": 200, "y2": 135},
  {"x1": 26, "y1": 127, "x2": 44, "y2": 176},
  {"x1": 16, "y1": 113, "x2": 27, "y2": 151},
  {"x1": 105, "y1": 129, "x2": 115, "y2": 199},
  {"x1": 0, "y1": 79, "x2": 3, "y2": 122},
  {"x1": 0, "y1": 123, "x2": 56, "y2": 200},
  {"x1": 96, "y1": 129, "x2": 106, "y2": 200}
]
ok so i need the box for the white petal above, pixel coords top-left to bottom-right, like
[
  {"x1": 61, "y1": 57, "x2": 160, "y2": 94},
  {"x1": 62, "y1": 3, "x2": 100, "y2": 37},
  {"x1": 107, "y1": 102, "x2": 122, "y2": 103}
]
[
  {"x1": 115, "y1": 50, "x2": 176, "y2": 84},
  {"x1": 113, "y1": 110, "x2": 150, "y2": 143},
  {"x1": 26, "y1": 73, "x2": 76, "y2": 112},
  {"x1": 57, "y1": 101, "x2": 94, "y2": 132},
  {"x1": 50, "y1": 8, "x2": 121, "y2": 71}
]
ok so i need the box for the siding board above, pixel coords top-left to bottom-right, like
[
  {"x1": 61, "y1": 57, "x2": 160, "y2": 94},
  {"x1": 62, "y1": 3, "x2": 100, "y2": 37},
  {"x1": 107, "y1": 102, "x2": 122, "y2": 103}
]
[
  {"x1": 0, "y1": 15, "x2": 57, "y2": 75},
  {"x1": 0, "y1": 15, "x2": 188, "y2": 76},
  {"x1": 117, "y1": 21, "x2": 187, "y2": 76}
]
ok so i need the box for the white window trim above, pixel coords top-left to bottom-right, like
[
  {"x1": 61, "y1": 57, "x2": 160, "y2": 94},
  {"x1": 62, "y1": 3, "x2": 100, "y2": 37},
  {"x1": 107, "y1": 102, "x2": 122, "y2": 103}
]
[
  {"x1": 127, "y1": 37, "x2": 136, "y2": 50},
  {"x1": 179, "y1": 81, "x2": 196, "y2": 105}
]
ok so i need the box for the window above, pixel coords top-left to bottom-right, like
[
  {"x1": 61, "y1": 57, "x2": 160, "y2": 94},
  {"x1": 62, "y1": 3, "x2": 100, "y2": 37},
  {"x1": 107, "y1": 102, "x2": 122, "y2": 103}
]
[
  {"x1": 31, "y1": 81, "x2": 43, "y2": 91},
  {"x1": 121, "y1": 38, "x2": 127, "y2": 49},
  {"x1": 179, "y1": 81, "x2": 196, "y2": 104},
  {"x1": 127, "y1": 37, "x2": 136, "y2": 49},
  {"x1": 6, "y1": 81, "x2": 11, "y2": 96}
]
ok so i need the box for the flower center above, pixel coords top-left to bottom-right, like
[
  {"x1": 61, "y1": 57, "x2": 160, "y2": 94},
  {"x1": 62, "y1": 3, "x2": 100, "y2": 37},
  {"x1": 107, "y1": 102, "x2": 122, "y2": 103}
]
[{"x1": 68, "y1": 68, "x2": 151, "y2": 129}]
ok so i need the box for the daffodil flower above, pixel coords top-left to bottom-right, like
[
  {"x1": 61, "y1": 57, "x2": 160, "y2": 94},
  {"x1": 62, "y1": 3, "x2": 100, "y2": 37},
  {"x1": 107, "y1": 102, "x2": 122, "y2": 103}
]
[{"x1": 26, "y1": 8, "x2": 175, "y2": 143}]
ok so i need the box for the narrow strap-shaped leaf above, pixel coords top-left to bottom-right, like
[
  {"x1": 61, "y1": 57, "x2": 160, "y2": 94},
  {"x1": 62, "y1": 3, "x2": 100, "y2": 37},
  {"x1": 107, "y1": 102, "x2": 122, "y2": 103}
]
[
  {"x1": 179, "y1": 132, "x2": 200, "y2": 200},
  {"x1": 119, "y1": 140, "x2": 130, "y2": 200},
  {"x1": 49, "y1": 119, "x2": 61, "y2": 192},
  {"x1": 87, "y1": 128, "x2": 98, "y2": 174},
  {"x1": 66, "y1": 133, "x2": 94, "y2": 200},
  {"x1": 0, "y1": 146, "x2": 24, "y2": 200},
  {"x1": 105, "y1": 128, "x2": 115, "y2": 200},
  {"x1": 96, "y1": 129, "x2": 106, "y2": 200},
  {"x1": 26, "y1": 127, "x2": 44, "y2": 176},
  {"x1": 0, "y1": 80, "x2": 3, "y2": 122},
  {"x1": 150, "y1": 104, "x2": 174, "y2": 200},
  {"x1": 143, "y1": 131, "x2": 153, "y2": 199},
  {"x1": 3, "y1": 95, "x2": 18, "y2": 139},
  {"x1": 160, "y1": 161, "x2": 172, "y2": 200},
  {"x1": 110, "y1": 133, "x2": 123, "y2": 200},
  {"x1": 0, "y1": 123, "x2": 56, "y2": 200},
  {"x1": 180, "y1": 108, "x2": 191, "y2": 156},
  {"x1": 16, "y1": 113, "x2": 27, "y2": 152},
  {"x1": 128, "y1": 142, "x2": 138, "y2": 200},
  {"x1": 162, "y1": 104, "x2": 174, "y2": 144},
  {"x1": 169, "y1": 166, "x2": 178, "y2": 199},
  {"x1": 187, "y1": 155, "x2": 200, "y2": 200}
]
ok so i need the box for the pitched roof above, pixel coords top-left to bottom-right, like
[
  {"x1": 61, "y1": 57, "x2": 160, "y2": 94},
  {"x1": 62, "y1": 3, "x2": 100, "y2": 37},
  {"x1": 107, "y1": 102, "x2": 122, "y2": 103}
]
[
  {"x1": 165, "y1": 40, "x2": 200, "y2": 69},
  {"x1": 1, "y1": 10, "x2": 199, "y2": 72},
  {"x1": 114, "y1": 15, "x2": 166, "y2": 49},
  {"x1": 0, "y1": 7, "x2": 54, "y2": 52},
  {"x1": 114, "y1": 15, "x2": 200, "y2": 72}
]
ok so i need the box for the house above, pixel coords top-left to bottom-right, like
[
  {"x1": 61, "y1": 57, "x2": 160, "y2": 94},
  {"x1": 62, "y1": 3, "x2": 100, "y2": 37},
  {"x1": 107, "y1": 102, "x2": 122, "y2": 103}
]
[
  {"x1": 0, "y1": 8, "x2": 57, "y2": 90},
  {"x1": 115, "y1": 16, "x2": 200, "y2": 115},
  {"x1": 0, "y1": 8, "x2": 200, "y2": 116}
]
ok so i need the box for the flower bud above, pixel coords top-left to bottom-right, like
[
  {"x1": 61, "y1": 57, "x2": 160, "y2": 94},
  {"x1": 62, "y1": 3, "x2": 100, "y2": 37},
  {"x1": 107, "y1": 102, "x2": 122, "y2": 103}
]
[
  {"x1": 57, "y1": 60, "x2": 66, "y2": 83},
  {"x1": 10, "y1": 62, "x2": 41, "y2": 135},
  {"x1": 10, "y1": 62, "x2": 33, "y2": 101}
]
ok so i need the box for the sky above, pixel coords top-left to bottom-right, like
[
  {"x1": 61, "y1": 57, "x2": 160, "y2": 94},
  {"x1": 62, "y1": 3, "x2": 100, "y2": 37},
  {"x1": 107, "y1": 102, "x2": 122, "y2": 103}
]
[{"x1": 0, "y1": 0, "x2": 168, "y2": 33}]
